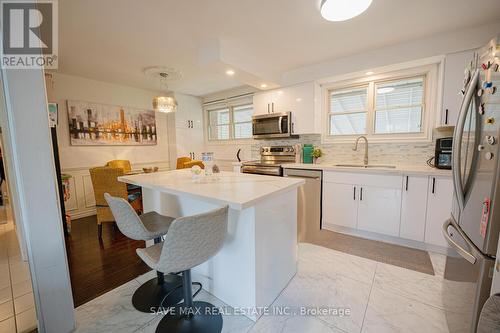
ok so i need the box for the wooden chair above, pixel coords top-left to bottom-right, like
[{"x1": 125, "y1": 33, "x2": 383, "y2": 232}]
[
  {"x1": 89, "y1": 166, "x2": 141, "y2": 239},
  {"x1": 176, "y1": 157, "x2": 204, "y2": 170},
  {"x1": 106, "y1": 160, "x2": 132, "y2": 174}
]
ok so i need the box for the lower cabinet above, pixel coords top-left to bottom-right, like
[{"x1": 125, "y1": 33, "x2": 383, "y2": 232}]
[
  {"x1": 400, "y1": 175, "x2": 429, "y2": 241},
  {"x1": 357, "y1": 185, "x2": 401, "y2": 237},
  {"x1": 424, "y1": 176, "x2": 454, "y2": 247},
  {"x1": 322, "y1": 171, "x2": 453, "y2": 249},
  {"x1": 322, "y1": 172, "x2": 402, "y2": 237},
  {"x1": 322, "y1": 182, "x2": 358, "y2": 228}
]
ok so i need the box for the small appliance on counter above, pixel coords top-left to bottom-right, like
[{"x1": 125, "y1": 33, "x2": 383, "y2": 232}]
[{"x1": 434, "y1": 137, "x2": 453, "y2": 169}]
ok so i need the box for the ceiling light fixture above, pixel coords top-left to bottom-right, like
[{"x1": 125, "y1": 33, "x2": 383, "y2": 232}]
[
  {"x1": 320, "y1": 0, "x2": 372, "y2": 22},
  {"x1": 226, "y1": 69, "x2": 235, "y2": 76},
  {"x1": 152, "y1": 72, "x2": 178, "y2": 113},
  {"x1": 260, "y1": 83, "x2": 268, "y2": 88},
  {"x1": 365, "y1": 71, "x2": 374, "y2": 75}
]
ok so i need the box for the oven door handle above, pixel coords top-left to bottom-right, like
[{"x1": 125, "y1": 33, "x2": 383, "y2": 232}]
[{"x1": 241, "y1": 166, "x2": 280, "y2": 175}]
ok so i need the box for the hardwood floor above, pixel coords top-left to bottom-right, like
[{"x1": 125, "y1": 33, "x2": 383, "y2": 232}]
[{"x1": 65, "y1": 215, "x2": 150, "y2": 307}]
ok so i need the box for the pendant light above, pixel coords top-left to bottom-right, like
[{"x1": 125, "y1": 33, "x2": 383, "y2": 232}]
[
  {"x1": 152, "y1": 72, "x2": 178, "y2": 113},
  {"x1": 320, "y1": 0, "x2": 372, "y2": 22}
]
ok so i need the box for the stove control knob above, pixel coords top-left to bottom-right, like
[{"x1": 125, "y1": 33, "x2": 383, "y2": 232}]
[
  {"x1": 478, "y1": 145, "x2": 485, "y2": 152},
  {"x1": 486, "y1": 136, "x2": 496, "y2": 145},
  {"x1": 485, "y1": 152, "x2": 494, "y2": 161},
  {"x1": 486, "y1": 117, "x2": 495, "y2": 125},
  {"x1": 494, "y1": 63, "x2": 500, "y2": 72}
]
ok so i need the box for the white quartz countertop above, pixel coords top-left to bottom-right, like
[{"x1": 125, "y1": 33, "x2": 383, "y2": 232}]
[
  {"x1": 118, "y1": 170, "x2": 304, "y2": 210},
  {"x1": 282, "y1": 163, "x2": 452, "y2": 176}
]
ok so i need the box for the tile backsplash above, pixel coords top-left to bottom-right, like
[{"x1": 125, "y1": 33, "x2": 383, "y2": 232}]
[
  {"x1": 250, "y1": 134, "x2": 438, "y2": 167},
  {"x1": 207, "y1": 131, "x2": 451, "y2": 169}
]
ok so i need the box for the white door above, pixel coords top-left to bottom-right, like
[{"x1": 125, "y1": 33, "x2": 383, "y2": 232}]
[
  {"x1": 425, "y1": 177, "x2": 453, "y2": 247},
  {"x1": 400, "y1": 175, "x2": 429, "y2": 241},
  {"x1": 283, "y1": 82, "x2": 315, "y2": 134},
  {"x1": 322, "y1": 182, "x2": 358, "y2": 229},
  {"x1": 357, "y1": 185, "x2": 402, "y2": 237},
  {"x1": 253, "y1": 91, "x2": 275, "y2": 115},
  {"x1": 441, "y1": 49, "x2": 476, "y2": 126}
]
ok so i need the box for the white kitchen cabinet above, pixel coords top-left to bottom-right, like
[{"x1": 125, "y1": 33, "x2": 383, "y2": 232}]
[
  {"x1": 425, "y1": 176, "x2": 453, "y2": 247},
  {"x1": 441, "y1": 49, "x2": 476, "y2": 126},
  {"x1": 322, "y1": 182, "x2": 358, "y2": 228},
  {"x1": 322, "y1": 172, "x2": 401, "y2": 236},
  {"x1": 253, "y1": 82, "x2": 317, "y2": 134},
  {"x1": 253, "y1": 90, "x2": 278, "y2": 116},
  {"x1": 321, "y1": 170, "x2": 453, "y2": 251},
  {"x1": 172, "y1": 94, "x2": 204, "y2": 161},
  {"x1": 357, "y1": 185, "x2": 402, "y2": 237},
  {"x1": 400, "y1": 175, "x2": 429, "y2": 241}
]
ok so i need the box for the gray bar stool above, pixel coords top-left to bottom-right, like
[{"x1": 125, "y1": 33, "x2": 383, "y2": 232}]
[
  {"x1": 136, "y1": 206, "x2": 229, "y2": 333},
  {"x1": 104, "y1": 193, "x2": 183, "y2": 313}
]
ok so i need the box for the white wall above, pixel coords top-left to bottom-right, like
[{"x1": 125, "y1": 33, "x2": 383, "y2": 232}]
[
  {"x1": 52, "y1": 73, "x2": 171, "y2": 169},
  {"x1": 282, "y1": 21, "x2": 500, "y2": 85}
]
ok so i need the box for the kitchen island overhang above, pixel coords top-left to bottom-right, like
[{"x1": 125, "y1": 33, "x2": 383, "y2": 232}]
[{"x1": 118, "y1": 170, "x2": 304, "y2": 321}]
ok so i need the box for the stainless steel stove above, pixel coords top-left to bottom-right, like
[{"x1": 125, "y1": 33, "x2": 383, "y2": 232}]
[{"x1": 241, "y1": 146, "x2": 297, "y2": 176}]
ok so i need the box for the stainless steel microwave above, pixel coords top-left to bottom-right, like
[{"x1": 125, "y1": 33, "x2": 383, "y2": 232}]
[{"x1": 252, "y1": 112, "x2": 292, "y2": 139}]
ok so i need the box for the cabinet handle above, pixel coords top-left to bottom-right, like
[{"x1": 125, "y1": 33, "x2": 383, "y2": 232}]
[
  {"x1": 360, "y1": 187, "x2": 363, "y2": 201},
  {"x1": 272, "y1": 102, "x2": 274, "y2": 113},
  {"x1": 431, "y1": 177, "x2": 436, "y2": 194},
  {"x1": 405, "y1": 176, "x2": 409, "y2": 191},
  {"x1": 353, "y1": 186, "x2": 356, "y2": 200},
  {"x1": 445, "y1": 109, "x2": 449, "y2": 125},
  {"x1": 267, "y1": 104, "x2": 270, "y2": 114}
]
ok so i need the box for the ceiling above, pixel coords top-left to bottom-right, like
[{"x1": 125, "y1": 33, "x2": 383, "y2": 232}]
[{"x1": 58, "y1": 0, "x2": 500, "y2": 96}]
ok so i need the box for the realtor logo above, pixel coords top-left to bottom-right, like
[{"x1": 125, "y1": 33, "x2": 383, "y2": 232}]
[{"x1": 1, "y1": 0, "x2": 58, "y2": 68}]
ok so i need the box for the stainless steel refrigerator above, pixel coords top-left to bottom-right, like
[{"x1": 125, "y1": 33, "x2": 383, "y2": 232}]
[{"x1": 442, "y1": 36, "x2": 500, "y2": 332}]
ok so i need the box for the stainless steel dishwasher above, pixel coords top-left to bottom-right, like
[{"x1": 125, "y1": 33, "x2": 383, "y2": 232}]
[{"x1": 283, "y1": 168, "x2": 322, "y2": 242}]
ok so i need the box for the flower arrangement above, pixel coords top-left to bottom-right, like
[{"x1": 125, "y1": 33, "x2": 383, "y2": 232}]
[
  {"x1": 312, "y1": 147, "x2": 323, "y2": 163},
  {"x1": 312, "y1": 147, "x2": 323, "y2": 158}
]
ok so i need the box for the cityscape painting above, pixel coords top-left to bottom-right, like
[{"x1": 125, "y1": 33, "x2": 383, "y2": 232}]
[{"x1": 67, "y1": 100, "x2": 157, "y2": 146}]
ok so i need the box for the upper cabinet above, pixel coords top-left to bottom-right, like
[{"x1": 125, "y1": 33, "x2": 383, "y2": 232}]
[
  {"x1": 440, "y1": 49, "x2": 476, "y2": 126},
  {"x1": 253, "y1": 82, "x2": 318, "y2": 134}
]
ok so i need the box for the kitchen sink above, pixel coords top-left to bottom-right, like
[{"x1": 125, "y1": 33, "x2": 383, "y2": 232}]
[{"x1": 334, "y1": 164, "x2": 397, "y2": 169}]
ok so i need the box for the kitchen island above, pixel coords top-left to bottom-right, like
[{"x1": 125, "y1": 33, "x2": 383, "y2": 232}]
[{"x1": 118, "y1": 170, "x2": 304, "y2": 321}]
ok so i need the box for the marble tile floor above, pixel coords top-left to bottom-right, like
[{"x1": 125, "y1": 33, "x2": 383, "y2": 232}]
[
  {"x1": 75, "y1": 243, "x2": 474, "y2": 333},
  {"x1": 0, "y1": 206, "x2": 37, "y2": 333}
]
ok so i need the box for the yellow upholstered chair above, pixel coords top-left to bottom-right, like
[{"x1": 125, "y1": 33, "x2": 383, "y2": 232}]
[
  {"x1": 89, "y1": 166, "x2": 141, "y2": 239},
  {"x1": 106, "y1": 160, "x2": 132, "y2": 174},
  {"x1": 176, "y1": 157, "x2": 204, "y2": 170}
]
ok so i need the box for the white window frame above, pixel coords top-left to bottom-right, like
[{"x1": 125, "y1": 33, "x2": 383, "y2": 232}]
[
  {"x1": 321, "y1": 62, "x2": 440, "y2": 143},
  {"x1": 204, "y1": 101, "x2": 254, "y2": 143}
]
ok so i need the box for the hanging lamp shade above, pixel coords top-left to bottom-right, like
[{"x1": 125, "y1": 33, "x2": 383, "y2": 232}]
[{"x1": 152, "y1": 95, "x2": 178, "y2": 113}]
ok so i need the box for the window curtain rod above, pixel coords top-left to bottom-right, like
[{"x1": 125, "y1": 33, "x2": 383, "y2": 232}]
[{"x1": 203, "y1": 92, "x2": 254, "y2": 106}]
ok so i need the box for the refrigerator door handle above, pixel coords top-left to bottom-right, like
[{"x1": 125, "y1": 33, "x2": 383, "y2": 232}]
[
  {"x1": 452, "y1": 69, "x2": 480, "y2": 212},
  {"x1": 443, "y1": 217, "x2": 486, "y2": 264}
]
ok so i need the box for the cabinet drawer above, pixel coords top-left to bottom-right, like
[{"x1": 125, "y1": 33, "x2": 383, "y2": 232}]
[{"x1": 323, "y1": 171, "x2": 402, "y2": 188}]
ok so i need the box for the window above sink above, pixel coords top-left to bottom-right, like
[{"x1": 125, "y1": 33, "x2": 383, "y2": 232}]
[{"x1": 321, "y1": 61, "x2": 440, "y2": 144}]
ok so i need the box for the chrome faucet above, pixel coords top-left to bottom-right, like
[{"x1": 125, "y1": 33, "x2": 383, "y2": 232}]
[{"x1": 353, "y1": 136, "x2": 369, "y2": 166}]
